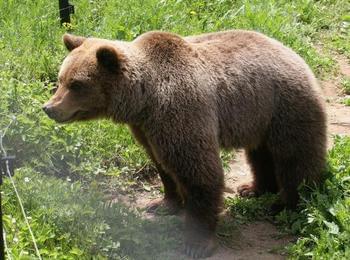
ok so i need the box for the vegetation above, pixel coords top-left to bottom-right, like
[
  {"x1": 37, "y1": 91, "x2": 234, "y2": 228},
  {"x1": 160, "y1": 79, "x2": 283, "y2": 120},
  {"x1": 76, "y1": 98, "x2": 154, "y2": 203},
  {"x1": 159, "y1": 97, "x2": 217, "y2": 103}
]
[
  {"x1": 0, "y1": 0, "x2": 349, "y2": 258},
  {"x1": 3, "y1": 169, "x2": 182, "y2": 259},
  {"x1": 341, "y1": 77, "x2": 350, "y2": 94},
  {"x1": 344, "y1": 98, "x2": 350, "y2": 106},
  {"x1": 285, "y1": 136, "x2": 350, "y2": 258}
]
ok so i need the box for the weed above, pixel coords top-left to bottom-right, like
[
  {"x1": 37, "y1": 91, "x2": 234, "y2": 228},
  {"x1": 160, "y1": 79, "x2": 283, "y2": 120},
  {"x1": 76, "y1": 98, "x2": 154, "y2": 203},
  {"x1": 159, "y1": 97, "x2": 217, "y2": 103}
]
[
  {"x1": 344, "y1": 98, "x2": 350, "y2": 106},
  {"x1": 341, "y1": 77, "x2": 350, "y2": 94},
  {"x1": 226, "y1": 194, "x2": 279, "y2": 224},
  {"x1": 284, "y1": 136, "x2": 350, "y2": 258}
]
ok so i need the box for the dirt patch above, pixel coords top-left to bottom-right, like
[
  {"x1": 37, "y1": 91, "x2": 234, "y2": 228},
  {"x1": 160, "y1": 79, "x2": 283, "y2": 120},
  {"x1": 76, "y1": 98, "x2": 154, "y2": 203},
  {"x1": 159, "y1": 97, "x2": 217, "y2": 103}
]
[
  {"x1": 321, "y1": 55, "x2": 350, "y2": 145},
  {"x1": 338, "y1": 56, "x2": 350, "y2": 76},
  {"x1": 224, "y1": 150, "x2": 252, "y2": 195},
  {"x1": 326, "y1": 103, "x2": 350, "y2": 136},
  {"x1": 217, "y1": 221, "x2": 292, "y2": 260},
  {"x1": 322, "y1": 80, "x2": 350, "y2": 147},
  {"x1": 168, "y1": 220, "x2": 293, "y2": 260}
]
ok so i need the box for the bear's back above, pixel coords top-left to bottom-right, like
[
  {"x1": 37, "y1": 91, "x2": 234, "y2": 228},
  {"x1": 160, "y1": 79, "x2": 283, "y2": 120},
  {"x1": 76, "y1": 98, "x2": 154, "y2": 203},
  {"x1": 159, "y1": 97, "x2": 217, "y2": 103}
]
[
  {"x1": 131, "y1": 30, "x2": 323, "y2": 149},
  {"x1": 186, "y1": 30, "x2": 323, "y2": 148}
]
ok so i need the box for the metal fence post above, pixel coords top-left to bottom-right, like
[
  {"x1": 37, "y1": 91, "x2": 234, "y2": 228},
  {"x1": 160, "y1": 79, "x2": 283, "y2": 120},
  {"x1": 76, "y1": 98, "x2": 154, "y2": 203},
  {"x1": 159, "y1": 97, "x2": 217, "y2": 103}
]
[{"x1": 58, "y1": 0, "x2": 75, "y2": 25}]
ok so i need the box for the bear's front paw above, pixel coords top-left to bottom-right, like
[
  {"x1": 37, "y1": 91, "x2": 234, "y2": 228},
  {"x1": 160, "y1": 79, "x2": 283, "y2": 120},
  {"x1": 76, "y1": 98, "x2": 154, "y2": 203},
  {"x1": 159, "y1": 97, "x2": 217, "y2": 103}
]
[
  {"x1": 145, "y1": 197, "x2": 182, "y2": 215},
  {"x1": 183, "y1": 237, "x2": 217, "y2": 259},
  {"x1": 237, "y1": 183, "x2": 258, "y2": 197}
]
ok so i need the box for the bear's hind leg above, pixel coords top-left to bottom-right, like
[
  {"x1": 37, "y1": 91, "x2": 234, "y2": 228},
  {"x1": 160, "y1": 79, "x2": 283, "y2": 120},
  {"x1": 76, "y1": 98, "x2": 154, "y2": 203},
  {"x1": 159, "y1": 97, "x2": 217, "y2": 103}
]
[
  {"x1": 269, "y1": 127, "x2": 326, "y2": 210},
  {"x1": 273, "y1": 149, "x2": 325, "y2": 210},
  {"x1": 273, "y1": 156, "x2": 301, "y2": 209},
  {"x1": 238, "y1": 144, "x2": 278, "y2": 197}
]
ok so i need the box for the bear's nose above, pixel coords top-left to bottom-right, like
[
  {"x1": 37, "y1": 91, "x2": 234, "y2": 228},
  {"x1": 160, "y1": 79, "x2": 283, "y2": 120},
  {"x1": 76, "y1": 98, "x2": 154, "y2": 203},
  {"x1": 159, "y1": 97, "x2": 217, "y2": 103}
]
[
  {"x1": 42, "y1": 104, "x2": 50, "y2": 113},
  {"x1": 42, "y1": 105, "x2": 55, "y2": 118}
]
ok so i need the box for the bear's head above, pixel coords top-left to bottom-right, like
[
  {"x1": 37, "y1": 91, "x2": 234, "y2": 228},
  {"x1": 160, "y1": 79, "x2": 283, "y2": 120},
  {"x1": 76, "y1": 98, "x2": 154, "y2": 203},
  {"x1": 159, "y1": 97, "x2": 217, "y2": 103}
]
[{"x1": 43, "y1": 34, "x2": 133, "y2": 123}]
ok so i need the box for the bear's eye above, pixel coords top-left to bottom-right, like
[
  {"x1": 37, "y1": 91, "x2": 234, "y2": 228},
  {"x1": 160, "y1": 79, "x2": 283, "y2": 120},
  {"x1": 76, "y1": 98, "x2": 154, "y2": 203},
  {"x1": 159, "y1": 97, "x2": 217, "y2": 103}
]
[
  {"x1": 50, "y1": 85, "x2": 58, "y2": 94},
  {"x1": 70, "y1": 82, "x2": 84, "y2": 92}
]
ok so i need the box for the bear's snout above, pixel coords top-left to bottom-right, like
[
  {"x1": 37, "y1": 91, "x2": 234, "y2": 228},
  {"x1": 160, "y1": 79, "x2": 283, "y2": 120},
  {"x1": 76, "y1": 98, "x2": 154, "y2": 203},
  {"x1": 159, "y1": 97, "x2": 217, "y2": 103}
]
[
  {"x1": 42, "y1": 103, "x2": 70, "y2": 122},
  {"x1": 42, "y1": 101, "x2": 84, "y2": 123},
  {"x1": 42, "y1": 104, "x2": 58, "y2": 120}
]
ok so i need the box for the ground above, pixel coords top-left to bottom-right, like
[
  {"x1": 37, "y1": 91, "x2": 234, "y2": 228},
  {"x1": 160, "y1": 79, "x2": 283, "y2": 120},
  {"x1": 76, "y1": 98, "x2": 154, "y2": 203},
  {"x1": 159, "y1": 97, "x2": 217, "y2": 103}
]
[{"x1": 111, "y1": 53, "x2": 350, "y2": 260}]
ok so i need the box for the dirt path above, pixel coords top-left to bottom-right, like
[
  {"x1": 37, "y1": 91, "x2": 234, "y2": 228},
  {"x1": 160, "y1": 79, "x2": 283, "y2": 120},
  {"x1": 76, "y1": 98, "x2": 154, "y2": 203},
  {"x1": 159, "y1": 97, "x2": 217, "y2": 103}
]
[
  {"x1": 323, "y1": 55, "x2": 350, "y2": 141},
  {"x1": 204, "y1": 221, "x2": 292, "y2": 260}
]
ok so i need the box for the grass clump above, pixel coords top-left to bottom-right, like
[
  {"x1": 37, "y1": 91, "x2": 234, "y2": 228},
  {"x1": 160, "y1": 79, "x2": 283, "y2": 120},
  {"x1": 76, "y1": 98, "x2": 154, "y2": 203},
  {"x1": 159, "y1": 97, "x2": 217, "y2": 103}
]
[
  {"x1": 285, "y1": 136, "x2": 350, "y2": 259},
  {"x1": 343, "y1": 98, "x2": 350, "y2": 106},
  {"x1": 226, "y1": 194, "x2": 278, "y2": 223},
  {"x1": 341, "y1": 77, "x2": 350, "y2": 95}
]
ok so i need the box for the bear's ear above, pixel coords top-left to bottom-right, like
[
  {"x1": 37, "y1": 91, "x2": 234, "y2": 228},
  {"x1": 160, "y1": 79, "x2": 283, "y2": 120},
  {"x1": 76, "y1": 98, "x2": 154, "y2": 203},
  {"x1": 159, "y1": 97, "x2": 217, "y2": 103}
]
[
  {"x1": 63, "y1": 34, "x2": 86, "y2": 51},
  {"x1": 96, "y1": 45, "x2": 121, "y2": 71}
]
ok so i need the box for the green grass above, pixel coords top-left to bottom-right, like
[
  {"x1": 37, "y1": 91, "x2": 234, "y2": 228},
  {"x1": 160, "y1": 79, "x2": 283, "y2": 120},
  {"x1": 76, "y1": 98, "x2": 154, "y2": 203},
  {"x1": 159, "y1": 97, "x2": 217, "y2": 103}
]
[
  {"x1": 0, "y1": 0, "x2": 349, "y2": 259},
  {"x1": 285, "y1": 136, "x2": 350, "y2": 258},
  {"x1": 344, "y1": 98, "x2": 350, "y2": 106},
  {"x1": 3, "y1": 169, "x2": 182, "y2": 259}
]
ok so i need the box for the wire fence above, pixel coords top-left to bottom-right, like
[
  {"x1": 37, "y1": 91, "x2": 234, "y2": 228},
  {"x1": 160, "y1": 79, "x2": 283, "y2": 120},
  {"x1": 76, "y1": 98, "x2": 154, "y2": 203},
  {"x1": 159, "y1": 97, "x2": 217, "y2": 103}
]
[{"x1": 0, "y1": 116, "x2": 42, "y2": 260}]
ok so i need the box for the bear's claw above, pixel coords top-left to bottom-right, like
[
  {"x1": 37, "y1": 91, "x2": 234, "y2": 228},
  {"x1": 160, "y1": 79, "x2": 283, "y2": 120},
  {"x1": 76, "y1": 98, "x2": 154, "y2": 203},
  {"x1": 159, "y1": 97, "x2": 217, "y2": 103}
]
[
  {"x1": 237, "y1": 183, "x2": 257, "y2": 197},
  {"x1": 183, "y1": 238, "x2": 217, "y2": 259},
  {"x1": 145, "y1": 198, "x2": 182, "y2": 215}
]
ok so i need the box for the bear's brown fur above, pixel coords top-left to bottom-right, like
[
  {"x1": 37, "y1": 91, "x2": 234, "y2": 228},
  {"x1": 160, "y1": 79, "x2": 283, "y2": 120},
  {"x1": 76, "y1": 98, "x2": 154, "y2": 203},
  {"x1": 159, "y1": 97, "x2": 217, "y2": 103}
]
[{"x1": 43, "y1": 30, "x2": 327, "y2": 258}]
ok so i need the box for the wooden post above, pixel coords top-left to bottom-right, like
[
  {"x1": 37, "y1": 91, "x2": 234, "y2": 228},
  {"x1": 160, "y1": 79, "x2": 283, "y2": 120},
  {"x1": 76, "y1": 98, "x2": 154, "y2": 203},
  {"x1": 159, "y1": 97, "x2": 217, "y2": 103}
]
[{"x1": 58, "y1": 0, "x2": 75, "y2": 25}]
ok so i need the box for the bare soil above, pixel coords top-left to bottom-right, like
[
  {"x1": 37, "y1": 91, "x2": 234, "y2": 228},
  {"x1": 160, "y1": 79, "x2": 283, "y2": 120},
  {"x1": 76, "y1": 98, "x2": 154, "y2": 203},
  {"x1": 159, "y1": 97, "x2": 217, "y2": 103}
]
[{"x1": 322, "y1": 55, "x2": 350, "y2": 142}]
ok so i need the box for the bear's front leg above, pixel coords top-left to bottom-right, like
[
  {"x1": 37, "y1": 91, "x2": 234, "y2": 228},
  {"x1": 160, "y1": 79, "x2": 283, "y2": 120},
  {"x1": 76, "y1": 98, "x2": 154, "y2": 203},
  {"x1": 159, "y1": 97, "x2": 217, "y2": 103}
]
[
  {"x1": 148, "y1": 127, "x2": 224, "y2": 258},
  {"x1": 183, "y1": 182, "x2": 223, "y2": 258},
  {"x1": 145, "y1": 171, "x2": 184, "y2": 215},
  {"x1": 130, "y1": 125, "x2": 183, "y2": 215}
]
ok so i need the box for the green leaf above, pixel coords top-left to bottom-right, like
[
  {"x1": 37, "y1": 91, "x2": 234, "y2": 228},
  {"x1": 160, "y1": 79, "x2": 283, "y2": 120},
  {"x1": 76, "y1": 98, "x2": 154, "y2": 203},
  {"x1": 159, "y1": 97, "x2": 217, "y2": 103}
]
[{"x1": 323, "y1": 220, "x2": 339, "y2": 235}]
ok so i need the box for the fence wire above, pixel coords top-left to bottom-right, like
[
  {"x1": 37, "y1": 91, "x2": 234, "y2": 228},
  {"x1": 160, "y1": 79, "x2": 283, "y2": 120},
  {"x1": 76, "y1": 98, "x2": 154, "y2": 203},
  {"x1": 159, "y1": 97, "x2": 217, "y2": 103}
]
[{"x1": 40, "y1": 5, "x2": 74, "y2": 20}]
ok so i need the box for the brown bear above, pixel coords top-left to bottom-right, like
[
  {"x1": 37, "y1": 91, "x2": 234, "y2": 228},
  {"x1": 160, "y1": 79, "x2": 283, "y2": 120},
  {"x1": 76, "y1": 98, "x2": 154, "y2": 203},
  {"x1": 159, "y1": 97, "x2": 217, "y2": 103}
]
[{"x1": 43, "y1": 30, "x2": 327, "y2": 258}]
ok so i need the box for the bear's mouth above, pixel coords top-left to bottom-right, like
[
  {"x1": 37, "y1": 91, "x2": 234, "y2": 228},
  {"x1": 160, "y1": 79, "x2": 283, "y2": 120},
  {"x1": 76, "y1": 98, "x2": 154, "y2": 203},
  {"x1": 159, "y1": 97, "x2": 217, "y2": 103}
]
[{"x1": 56, "y1": 110, "x2": 90, "y2": 123}]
